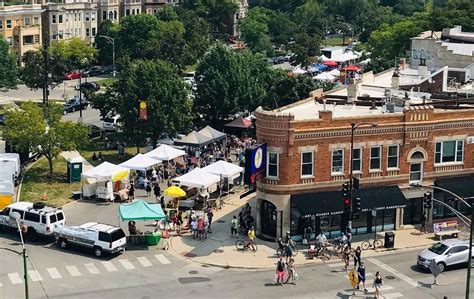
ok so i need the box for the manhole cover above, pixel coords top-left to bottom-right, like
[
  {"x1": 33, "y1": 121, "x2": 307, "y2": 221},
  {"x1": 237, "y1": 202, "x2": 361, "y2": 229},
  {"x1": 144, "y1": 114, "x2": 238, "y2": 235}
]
[
  {"x1": 178, "y1": 277, "x2": 211, "y2": 284},
  {"x1": 181, "y1": 252, "x2": 197, "y2": 257},
  {"x1": 217, "y1": 220, "x2": 225, "y2": 223},
  {"x1": 213, "y1": 249, "x2": 224, "y2": 253},
  {"x1": 189, "y1": 270, "x2": 198, "y2": 274},
  {"x1": 201, "y1": 264, "x2": 210, "y2": 268},
  {"x1": 385, "y1": 275, "x2": 396, "y2": 280}
]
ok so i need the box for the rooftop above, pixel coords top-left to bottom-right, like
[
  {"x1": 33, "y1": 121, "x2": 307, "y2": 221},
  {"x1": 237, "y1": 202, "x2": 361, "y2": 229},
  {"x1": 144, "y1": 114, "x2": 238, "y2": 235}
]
[{"x1": 441, "y1": 42, "x2": 474, "y2": 56}]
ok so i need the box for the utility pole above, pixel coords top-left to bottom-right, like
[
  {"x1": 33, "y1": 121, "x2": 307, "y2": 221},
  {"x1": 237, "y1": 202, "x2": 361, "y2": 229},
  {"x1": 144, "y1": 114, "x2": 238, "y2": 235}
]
[
  {"x1": 466, "y1": 197, "x2": 473, "y2": 299},
  {"x1": 10, "y1": 212, "x2": 28, "y2": 299}
]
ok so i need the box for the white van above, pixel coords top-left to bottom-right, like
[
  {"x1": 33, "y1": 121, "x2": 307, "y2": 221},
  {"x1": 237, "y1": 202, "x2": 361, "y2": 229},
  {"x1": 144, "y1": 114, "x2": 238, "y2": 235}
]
[
  {"x1": 0, "y1": 153, "x2": 21, "y2": 177},
  {"x1": 0, "y1": 202, "x2": 66, "y2": 237},
  {"x1": 54, "y1": 222, "x2": 126, "y2": 257},
  {"x1": 103, "y1": 114, "x2": 121, "y2": 131}
]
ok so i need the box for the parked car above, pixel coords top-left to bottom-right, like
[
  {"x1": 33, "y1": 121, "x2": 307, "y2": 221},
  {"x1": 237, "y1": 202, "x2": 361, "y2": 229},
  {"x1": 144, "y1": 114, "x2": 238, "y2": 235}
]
[
  {"x1": 63, "y1": 96, "x2": 89, "y2": 114},
  {"x1": 103, "y1": 114, "x2": 122, "y2": 131},
  {"x1": 64, "y1": 71, "x2": 82, "y2": 80},
  {"x1": 0, "y1": 202, "x2": 66, "y2": 238},
  {"x1": 284, "y1": 52, "x2": 295, "y2": 62},
  {"x1": 87, "y1": 124, "x2": 104, "y2": 140},
  {"x1": 84, "y1": 66, "x2": 106, "y2": 77},
  {"x1": 417, "y1": 239, "x2": 474, "y2": 272},
  {"x1": 54, "y1": 222, "x2": 126, "y2": 257},
  {"x1": 271, "y1": 56, "x2": 285, "y2": 64},
  {"x1": 80, "y1": 82, "x2": 100, "y2": 92}
]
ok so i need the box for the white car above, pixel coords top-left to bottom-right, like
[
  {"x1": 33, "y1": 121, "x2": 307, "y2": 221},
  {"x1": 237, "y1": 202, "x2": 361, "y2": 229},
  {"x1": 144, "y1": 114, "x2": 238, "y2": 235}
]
[{"x1": 417, "y1": 239, "x2": 474, "y2": 272}]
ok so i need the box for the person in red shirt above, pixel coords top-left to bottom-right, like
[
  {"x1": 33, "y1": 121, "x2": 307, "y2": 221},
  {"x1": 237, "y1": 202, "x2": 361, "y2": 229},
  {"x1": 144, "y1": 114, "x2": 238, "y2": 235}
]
[{"x1": 197, "y1": 217, "x2": 204, "y2": 241}]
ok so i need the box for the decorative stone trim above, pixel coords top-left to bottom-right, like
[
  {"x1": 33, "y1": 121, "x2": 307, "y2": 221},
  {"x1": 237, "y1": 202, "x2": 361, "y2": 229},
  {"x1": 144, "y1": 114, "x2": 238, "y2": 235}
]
[
  {"x1": 369, "y1": 171, "x2": 382, "y2": 178},
  {"x1": 264, "y1": 178, "x2": 279, "y2": 185},
  {"x1": 435, "y1": 164, "x2": 463, "y2": 172},
  {"x1": 298, "y1": 145, "x2": 317, "y2": 153},
  {"x1": 301, "y1": 177, "x2": 315, "y2": 184},
  {"x1": 387, "y1": 170, "x2": 399, "y2": 176},
  {"x1": 331, "y1": 175, "x2": 345, "y2": 182}
]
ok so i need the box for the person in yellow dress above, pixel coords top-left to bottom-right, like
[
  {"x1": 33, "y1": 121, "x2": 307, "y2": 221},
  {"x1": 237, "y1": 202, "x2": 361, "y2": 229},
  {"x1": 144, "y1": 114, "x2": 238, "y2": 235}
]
[{"x1": 247, "y1": 226, "x2": 256, "y2": 251}]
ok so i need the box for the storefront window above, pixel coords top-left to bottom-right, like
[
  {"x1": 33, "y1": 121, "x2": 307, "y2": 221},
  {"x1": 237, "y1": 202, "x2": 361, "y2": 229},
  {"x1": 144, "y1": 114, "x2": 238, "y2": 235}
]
[{"x1": 352, "y1": 212, "x2": 368, "y2": 234}]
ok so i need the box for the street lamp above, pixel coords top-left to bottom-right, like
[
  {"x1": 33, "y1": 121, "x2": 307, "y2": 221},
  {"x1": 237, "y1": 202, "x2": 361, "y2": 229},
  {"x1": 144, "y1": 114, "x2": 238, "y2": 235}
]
[
  {"x1": 77, "y1": 58, "x2": 89, "y2": 122},
  {"x1": 348, "y1": 122, "x2": 378, "y2": 228},
  {"x1": 410, "y1": 183, "x2": 473, "y2": 298},
  {"x1": 9, "y1": 211, "x2": 29, "y2": 299},
  {"x1": 99, "y1": 35, "x2": 115, "y2": 83}
]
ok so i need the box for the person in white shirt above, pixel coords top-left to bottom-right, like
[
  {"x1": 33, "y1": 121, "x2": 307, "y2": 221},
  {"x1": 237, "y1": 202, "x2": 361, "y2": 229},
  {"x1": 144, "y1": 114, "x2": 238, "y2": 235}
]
[{"x1": 316, "y1": 232, "x2": 328, "y2": 254}]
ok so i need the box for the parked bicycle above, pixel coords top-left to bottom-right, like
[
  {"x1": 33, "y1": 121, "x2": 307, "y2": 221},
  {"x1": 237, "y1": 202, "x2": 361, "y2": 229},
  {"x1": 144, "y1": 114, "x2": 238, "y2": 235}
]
[
  {"x1": 331, "y1": 238, "x2": 349, "y2": 253},
  {"x1": 235, "y1": 239, "x2": 258, "y2": 252},
  {"x1": 361, "y1": 239, "x2": 383, "y2": 250},
  {"x1": 308, "y1": 244, "x2": 331, "y2": 261},
  {"x1": 276, "y1": 238, "x2": 298, "y2": 257}
]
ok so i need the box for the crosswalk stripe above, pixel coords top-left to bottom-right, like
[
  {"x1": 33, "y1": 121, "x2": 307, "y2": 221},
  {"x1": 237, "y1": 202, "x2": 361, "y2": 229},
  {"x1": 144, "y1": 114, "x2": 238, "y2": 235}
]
[
  {"x1": 102, "y1": 261, "x2": 118, "y2": 272},
  {"x1": 379, "y1": 285, "x2": 394, "y2": 291},
  {"x1": 155, "y1": 254, "x2": 171, "y2": 265},
  {"x1": 119, "y1": 259, "x2": 135, "y2": 270},
  {"x1": 28, "y1": 270, "x2": 43, "y2": 282},
  {"x1": 84, "y1": 263, "x2": 100, "y2": 274},
  {"x1": 328, "y1": 262, "x2": 345, "y2": 268},
  {"x1": 0, "y1": 282, "x2": 3, "y2": 286},
  {"x1": 384, "y1": 292, "x2": 404, "y2": 298},
  {"x1": 366, "y1": 272, "x2": 373, "y2": 277},
  {"x1": 8, "y1": 273, "x2": 23, "y2": 285},
  {"x1": 65, "y1": 265, "x2": 82, "y2": 277},
  {"x1": 46, "y1": 267, "x2": 62, "y2": 279},
  {"x1": 367, "y1": 258, "x2": 418, "y2": 287},
  {"x1": 137, "y1": 257, "x2": 152, "y2": 267}
]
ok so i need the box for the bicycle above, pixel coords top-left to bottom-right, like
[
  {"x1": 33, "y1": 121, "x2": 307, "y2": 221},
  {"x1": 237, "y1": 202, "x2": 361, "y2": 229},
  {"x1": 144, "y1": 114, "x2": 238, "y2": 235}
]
[
  {"x1": 309, "y1": 244, "x2": 331, "y2": 261},
  {"x1": 277, "y1": 240, "x2": 298, "y2": 257},
  {"x1": 361, "y1": 239, "x2": 383, "y2": 250},
  {"x1": 235, "y1": 239, "x2": 258, "y2": 252},
  {"x1": 330, "y1": 238, "x2": 348, "y2": 254}
]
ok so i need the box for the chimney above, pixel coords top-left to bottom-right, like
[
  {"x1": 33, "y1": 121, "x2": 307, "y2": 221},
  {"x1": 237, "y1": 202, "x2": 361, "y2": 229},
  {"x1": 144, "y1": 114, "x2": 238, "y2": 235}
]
[
  {"x1": 391, "y1": 69, "x2": 400, "y2": 89},
  {"x1": 399, "y1": 58, "x2": 407, "y2": 70},
  {"x1": 418, "y1": 58, "x2": 428, "y2": 78},
  {"x1": 319, "y1": 99, "x2": 332, "y2": 120},
  {"x1": 347, "y1": 78, "x2": 358, "y2": 103}
]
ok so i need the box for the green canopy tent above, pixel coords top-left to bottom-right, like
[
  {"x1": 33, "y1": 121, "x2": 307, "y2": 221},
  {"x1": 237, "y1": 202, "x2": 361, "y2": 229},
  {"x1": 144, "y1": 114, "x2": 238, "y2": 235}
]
[{"x1": 119, "y1": 199, "x2": 166, "y2": 221}]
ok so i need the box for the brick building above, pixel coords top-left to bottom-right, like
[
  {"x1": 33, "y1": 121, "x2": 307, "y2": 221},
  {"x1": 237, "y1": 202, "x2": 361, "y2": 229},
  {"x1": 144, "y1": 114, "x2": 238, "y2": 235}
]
[{"x1": 254, "y1": 93, "x2": 474, "y2": 240}]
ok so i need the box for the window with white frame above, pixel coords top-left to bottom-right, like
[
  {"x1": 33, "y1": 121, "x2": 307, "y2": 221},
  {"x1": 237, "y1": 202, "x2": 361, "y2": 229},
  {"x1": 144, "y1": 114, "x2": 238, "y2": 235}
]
[
  {"x1": 59, "y1": 14, "x2": 63, "y2": 23},
  {"x1": 370, "y1": 146, "x2": 381, "y2": 170},
  {"x1": 352, "y1": 148, "x2": 362, "y2": 172},
  {"x1": 266, "y1": 152, "x2": 279, "y2": 178},
  {"x1": 85, "y1": 28, "x2": 90, "y2": 37},
  {"x1": 0, "y1": 20, "x2": 3, "y2": 29},
  {"x1": 387, "y1": 145, "x2": 399, "y2": 169},
  {"x1": 85, "y1": 13, "x2": 90, "y2": 22},
  {"x1": 33, "y1": 17, "x2": 39, "y2": 25},
  {"x1": 331, "y1": 149, "x2": 344, "y2": 174},
  {"x1": 301, "y1": 151, "x2": 314, "y2": 177},
  {"x1": 91, "y1": 12, "x2": 96, "y2": 21},
  {"x1": 92, "y1": 27, "x2": 96, "y2": 36},
  {"x1": 6, "y1": 19, "x2": 12, "y2": 28},
  {"x1": 435, "y1": 140, "x2": 464, "y2": 164},
  {"x1": 24, "y1": 17, "x2": 31, "y2": 27}
]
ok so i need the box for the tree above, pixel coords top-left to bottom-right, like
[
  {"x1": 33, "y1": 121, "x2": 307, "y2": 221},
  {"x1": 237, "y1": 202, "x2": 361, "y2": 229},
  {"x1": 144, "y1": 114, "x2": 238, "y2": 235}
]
[
  {"x1": 290, "y1": 30, "x2": 321, "y2": 69},
  {"x1": 116, "y1": 14, "x2": 161, "y2": 60},
  {"x1": 239, "y1": 7, "x2": 273, "y2": 55},
  {"x1": 114, "y1": 58, "x2": 192, "y2": 150},
  {"x1": 194, "y1": 0, "x2": 238, "y2": 34},
  {"x1": 177, "y1": 8, "x2": 212, "y2": 66},
  {"x1": 266, "y1": 69, "x2": 316, "y2": 108},
  {"x1": 3, "y1": 102, "x2": 89, "y2": 179},
  {"x1": 96, "y1": 20, "x2": 119, "y2": 65},
  {"x1": 21, "y1": 48, "x2": 68, "y2": 92},
  {"x1": 49, "y1": 37, "x2": 96, "y2": 70},
  {"x1": 0, "y1": 38, "x2": 19, "y2": 91},
  {"x1": 156, "y1": 20, "x2": 188, "y2": 69},
  {"x1": 157, "y1": 4, "x2": 179, "y2": 21}
]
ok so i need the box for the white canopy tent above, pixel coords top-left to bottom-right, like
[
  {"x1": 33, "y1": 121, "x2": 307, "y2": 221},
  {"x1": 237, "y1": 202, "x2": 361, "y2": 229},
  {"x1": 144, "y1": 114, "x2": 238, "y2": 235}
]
[
  {"x1": 198, "y1": 126, "x2": 226, "y2": 142},
  {"x1": 292, "y1": 67, "x2": 307, "y2": 75},
  {"x1": 172, "y1": 167, "x2": 220, "y2": 189},
  {"x1": 313, "y1": 72, "x2": 336, "y2": 82},
  {"x1": 119, "y1": 153, "x2": 161, "y2": 171},
  {"x1": 202, "y1": 160, "x2": 243, "y2": 180},
  {"x1": 174, "y1": 131, "x2": 213, "y2": 147},
  {"x1": 144, "y1": 144, "x2": 186, "y2": 161},
  {"x1": 82, "y1": 161, "x2": 130, "y2": 182},
  {"x1": 328, "y1": 68, "x2": 340, "y2": 76}
]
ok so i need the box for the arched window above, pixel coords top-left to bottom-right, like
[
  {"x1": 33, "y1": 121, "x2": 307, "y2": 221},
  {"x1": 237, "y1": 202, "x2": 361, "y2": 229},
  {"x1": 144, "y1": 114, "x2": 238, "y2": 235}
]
[{"x1": 108, "y1": 11, "x2": 113, "y2": 20}]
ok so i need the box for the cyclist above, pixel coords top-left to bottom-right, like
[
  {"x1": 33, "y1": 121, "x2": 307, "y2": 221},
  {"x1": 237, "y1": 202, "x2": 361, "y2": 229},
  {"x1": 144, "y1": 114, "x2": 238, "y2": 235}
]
[
  {"x1": 315, "y1": 231, "x2": 328, "y2": 255},
  {"x1": 247, "y1": 226, "x2": 256, "y2": 251}
]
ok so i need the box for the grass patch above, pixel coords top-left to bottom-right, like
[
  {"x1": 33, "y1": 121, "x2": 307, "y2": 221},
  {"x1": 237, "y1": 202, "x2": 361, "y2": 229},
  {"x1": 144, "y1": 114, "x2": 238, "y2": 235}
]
[
  {"x1": 20, "y1": 156, "x2": 80, "y2": 207},
  {"x1": 95, "y1": 77, "x2": 114, "y2": 88},
  {"x1": 324, "y1": 37, "x2": 345, "y2": 46},
  {"x1": 80, "y1": 145, "x2": 145, "y2": 167}
]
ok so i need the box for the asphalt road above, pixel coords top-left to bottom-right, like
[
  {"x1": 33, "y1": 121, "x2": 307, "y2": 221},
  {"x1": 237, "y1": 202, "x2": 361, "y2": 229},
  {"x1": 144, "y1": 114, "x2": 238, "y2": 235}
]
[{"x1": 62, "y1": 107, "x2": 103, "y2": 127}]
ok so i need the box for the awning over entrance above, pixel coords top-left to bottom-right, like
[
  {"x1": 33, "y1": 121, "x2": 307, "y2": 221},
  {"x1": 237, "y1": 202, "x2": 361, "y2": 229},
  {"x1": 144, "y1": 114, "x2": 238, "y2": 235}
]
[
  {"x1": 435, "y1": 175, "x2": 474, "y2": 198},
  {"x1": 291, "y1": 186, "x2": 407, "y2": 217}
]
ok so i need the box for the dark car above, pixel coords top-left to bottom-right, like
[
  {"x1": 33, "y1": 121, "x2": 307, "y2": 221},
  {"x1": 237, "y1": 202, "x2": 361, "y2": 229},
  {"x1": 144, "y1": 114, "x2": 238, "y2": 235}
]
[
  {"x1": 80, "y1": 82, "x2": 100, "y2": 92},
  {"x1": 84, "y1": 67, "x2": 106, "y2": 77},
  {"x1": 87, "y1": 124, "x2": 104, "y2": 140},
  {"x1": 271, "y1": 56, "x2": 285, "y2": 64},
  {"x1": 63, "y1": 96, "x2": 89, "y2": 114}
]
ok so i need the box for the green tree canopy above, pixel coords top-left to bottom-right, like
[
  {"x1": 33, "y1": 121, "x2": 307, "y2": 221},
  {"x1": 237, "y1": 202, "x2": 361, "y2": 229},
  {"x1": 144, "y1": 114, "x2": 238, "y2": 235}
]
[
  {"x1": 117, "y1": 14, "x2": 161, "y2": 60},
  {"x1": 0, "y1": 38, "x2": 19, "y2": 91},
  {"x1": 21, "y1": 48, "x2": 68, "y2": 91},
  {"x1": 95, "y1": 20, "x2": 119, "y2": 65},
  {"x1": 238, "y1": 7, "x2": 273, "y2": 55},
  {"x1": 3, "y1": 102, "x2": 89, "y2": 178},
  {"x1": 49, "y1": 37, "x2": 96, "y2": 70}
]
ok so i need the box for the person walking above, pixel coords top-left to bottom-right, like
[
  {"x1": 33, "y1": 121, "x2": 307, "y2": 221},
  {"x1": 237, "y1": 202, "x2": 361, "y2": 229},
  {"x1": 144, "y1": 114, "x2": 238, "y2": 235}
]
[
  {"x1": 354, "y1": 246, "x2": 362, "y2": 268},
  {"x1": 356, "y1": 262, "x2": 368, "y2": 293},
  {"x1": 145, "y1": 183, "x2": 152, "y2": 197},
  {"x1": 128, "y1": 183, "x2": 135, "y2": 202},
  {"x1": 191, "y1": 218, "x2": 197, "y2": 239},
  {"x1": 207, "y1": 207, "x2": 214, "y2": 233},
  {"x1": 151, "y1": 168, "x2": 157, "y2": 183},
  {"x1": 275, "y1": 258, "x2": 286, "y2": 286},
  {"x1": 197, "y1": 217, "x2": 204, "y2": 241},
  {"x1": 176, "y1": 212, "x2": 183, "y2": 236},
  {"x1": 342, "y1": 246, "x2": 352, "y2": 272},
  {"x1": 247, "y1": 226, "x2": 256, "y2": 251},
  {"x1": 420, "y1": 213, "x2": 427, "y2": 234},
  {"x1": 153, "y1": 184, "x2": 161, "y2": 201},
  {"x1": 285, "y1": 258, "x2": 297, "y2": 285},
  {"x1": 230, "y1": 215, "x2": 239, "y2": 237},
  {"x1": 373, "y1": 271, "x2": 383, "y2": 298}
]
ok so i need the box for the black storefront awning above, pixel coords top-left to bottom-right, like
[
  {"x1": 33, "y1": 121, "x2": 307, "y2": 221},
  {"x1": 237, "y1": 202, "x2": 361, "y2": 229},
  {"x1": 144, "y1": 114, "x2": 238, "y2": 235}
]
[
  {"x1": 435, "y1": 175, "x2": 474, "y2": 199},
  {"x1": 291, "y1": 185, "x2": 407, "y2": 217}
]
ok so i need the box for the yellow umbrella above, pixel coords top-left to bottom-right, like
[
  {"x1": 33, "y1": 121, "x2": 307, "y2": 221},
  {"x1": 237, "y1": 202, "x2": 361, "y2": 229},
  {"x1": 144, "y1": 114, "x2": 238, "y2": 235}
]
[{"x1": 164, "y1": 186, "x2": 186, "y2": 197}]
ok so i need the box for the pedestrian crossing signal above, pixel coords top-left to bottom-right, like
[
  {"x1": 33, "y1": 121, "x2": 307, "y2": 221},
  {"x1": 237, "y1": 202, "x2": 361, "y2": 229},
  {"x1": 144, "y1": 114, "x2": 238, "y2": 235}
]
[
  {"x1": 423, "y1": 192, "x2": 432, "y2": 209},
  {"x1": 354, "y1": 197, "x2": 361, "y2": 213}
]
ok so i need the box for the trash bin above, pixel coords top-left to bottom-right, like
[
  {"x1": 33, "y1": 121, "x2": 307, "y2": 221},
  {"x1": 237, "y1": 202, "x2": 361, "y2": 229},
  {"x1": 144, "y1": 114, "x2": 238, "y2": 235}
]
[
  {"x1": 67, "y1": 157, "x2": 83, "y2": 183},
  {"x1": 146, "y1": 231, "x2": 161, "y2": 246},
  {"x1": 384, "y1": 231, "x2": 395, "y2": 248}
]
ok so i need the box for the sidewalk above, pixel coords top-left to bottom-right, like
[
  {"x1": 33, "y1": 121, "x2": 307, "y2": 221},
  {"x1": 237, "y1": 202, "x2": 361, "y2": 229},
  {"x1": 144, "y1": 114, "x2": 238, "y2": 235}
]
[{"x1": 169, "y1": 194, "x2": 444, "y2": 270}]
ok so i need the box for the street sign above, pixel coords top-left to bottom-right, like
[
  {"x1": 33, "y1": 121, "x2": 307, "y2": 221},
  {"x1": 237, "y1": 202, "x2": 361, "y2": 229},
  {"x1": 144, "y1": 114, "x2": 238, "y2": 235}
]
[{"x1": 348, "y1": 269, "x2": 359, "y2": 288}]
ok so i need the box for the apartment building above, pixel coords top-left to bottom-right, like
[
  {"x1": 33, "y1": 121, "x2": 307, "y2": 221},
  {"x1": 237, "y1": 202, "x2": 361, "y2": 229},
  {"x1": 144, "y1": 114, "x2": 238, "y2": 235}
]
[
  {"x1": 0, "y1": 2, "x2": 43, "y2": 57},
  {"x1": 121, "y1": 0, "x2": 142, "y2": 17},
  {"x1": 253, "y1": 93, "x2": 474, "y2": 241}
]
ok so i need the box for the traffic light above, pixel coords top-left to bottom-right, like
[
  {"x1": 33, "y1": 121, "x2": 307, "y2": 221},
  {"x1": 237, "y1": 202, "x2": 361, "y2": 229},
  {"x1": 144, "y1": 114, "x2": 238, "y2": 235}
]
[
  {"x1": 353, "y1": 177, "x2": 360, "y2": 190},
  {"x1": 423, "y1": 191, "x2": 432, "y2": 209},
  {"x1": 341, "y1": 182, "x2": 349, "y2": 198},
  {"x1": 342, "y1": 182, "x2": 350, "y2": 213},
  {"x1": 354, "y1": 197, "x2": 362, "y2": 213}
]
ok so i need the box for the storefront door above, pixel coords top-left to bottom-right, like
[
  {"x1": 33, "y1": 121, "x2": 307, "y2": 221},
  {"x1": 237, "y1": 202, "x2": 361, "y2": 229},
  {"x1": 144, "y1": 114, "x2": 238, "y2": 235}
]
[{"x1": 261, "y1": 200, "x2": 277, "y2": 238}]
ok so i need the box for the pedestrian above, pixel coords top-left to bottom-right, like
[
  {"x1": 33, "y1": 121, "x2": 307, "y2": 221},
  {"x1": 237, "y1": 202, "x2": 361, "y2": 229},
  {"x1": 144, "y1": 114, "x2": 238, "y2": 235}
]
[
  {"x1": 191, "y1": 218, "x2": 197, "y2": 239},
  {"x1": 117, "y1": 143, "x2": 125, "y2": 160},
  {"x1": 373, "y1": 271, "x2": 383, "y2": 298},
  {"x1": 172, "y1": 212, "x2": 177, "y2": 231},
  {"x1": 207, "y1": 207, "x2": 214, "y2": 233},
  {"x1": 342, "y1": 246, "x2": 351, "y2": 272},
  {"x1": 92, "y1": 152, "x2": 98, "y2": 161},
  {"x1": 354, "y1": 246, "x2": 362, "y2": 268},
  {"x1": 356, "y1": 262, "x2": 368, "y2": 293},
  {"x1": 151, "y1": 168, "x2": 157, "y2": 183},
  {"x1": 203, "y1": 218, "x2": 209, "y2": 240},
  {"x1": 176, "y1": 211, "x2": 183, "y2": 236},
  {"x1": 146, "y1": 183, "x2": 152, "y2": 197},
  {"x1": 230, "y1": 215, "x2": 239, "y2": 237},
  {"x1": 153, "y1": 184, "x2": 161, "y2": 200},
  {"x1": 238, "y1": 212, "x2": 245, "y2": 235},
  {"x1": 128, "y1": 183, "x2": 135, "y2": 202},
  {"x1": 98, "y1": 152, "x2": 103, "y2": 161},
  {"x1": 275, "y1": 258, "x2": 286, "y2": 286},
  {"x1": 285, "y1": 258, "x2": 297, "y2": 285},
  {"x1": 197, "y1": 217, "x2": 204, "y2": 241},
  {"x1": 420, "y1": 213, "x2": 427, "y2": 234}
]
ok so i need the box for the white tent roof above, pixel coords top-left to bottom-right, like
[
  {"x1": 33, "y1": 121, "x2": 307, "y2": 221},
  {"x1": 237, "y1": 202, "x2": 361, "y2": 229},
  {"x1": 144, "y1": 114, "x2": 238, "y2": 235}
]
[
  {"x1": 175, "y1": 130, "x2": 212, "y2": 146},
  {"x1": 292, "y1": 67, "x2": 307, "y2": 74},
  {"x1": 82, "y1": 161, "x2": 130, "y2": 182},
  {"x1": 144, "y1": 144, "x2": 186, "y2": 161},
  {"x1": 172, "y1": 167, "x2": 220, "y2": 189},
  {"x1": 202, "y1": 160, "x2": 243, "y2": 179},
  {"x1": 313, "y1": 72, "x2": 336, "y2": 82},
  {"x1": 119, "y1": 153, "x2": 161, "y2": 171},
  {"x1": 328, "y1": 68, "x2": 340, "y2": 76},
  {"x1": 198, "y1": 126, "x2": 226, "y2": 141}
]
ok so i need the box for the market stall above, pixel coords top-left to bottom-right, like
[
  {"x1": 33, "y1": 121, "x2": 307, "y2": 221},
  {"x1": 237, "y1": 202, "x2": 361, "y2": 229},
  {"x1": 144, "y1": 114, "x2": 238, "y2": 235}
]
[
  {"x1": 172, "y1": 167, "x2": 220, "y2": 206},
  {"x1": 198, "y1": 126, "x2": 226, "y2": 143},
  {"x1": 144, "y1": 144, "x2": 186, "y2": 162},
  {"x1": 119, "y1": 153, "x2": 161, "y2": 171},
  {"x1": 81, "y1": 162, "x2": 130, "y2": 201},
  {"x1": 174, "y1": 130, "x2": 213, "y2": 147},
  {"x1": 202, "y1": 160, "x2": 244, "y2": 195}
]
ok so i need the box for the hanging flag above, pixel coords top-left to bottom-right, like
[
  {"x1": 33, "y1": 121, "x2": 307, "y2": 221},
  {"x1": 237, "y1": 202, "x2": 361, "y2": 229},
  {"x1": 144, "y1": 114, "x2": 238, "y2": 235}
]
[{"x1": 139, "y1": 100, "x2": 147, "y2": 120}]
